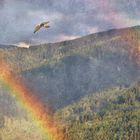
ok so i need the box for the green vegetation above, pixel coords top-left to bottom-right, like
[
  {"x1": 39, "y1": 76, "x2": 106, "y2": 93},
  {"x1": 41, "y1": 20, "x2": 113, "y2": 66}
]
[
  {"x1": 1, "y1": 83, "x2": 140, "y2": 140},
  {"x1": 0, "y1": 25, "x2": 139, "y2": 73},
  {"x1": 0, "y1": 117, "x2": 46, "y2": 140},
  {"x1": 56, "y1": 83, "x2": 140, "y2": 140},
  {"x1": 0, "y1": 26, "x2": 140, "y2": 139}
]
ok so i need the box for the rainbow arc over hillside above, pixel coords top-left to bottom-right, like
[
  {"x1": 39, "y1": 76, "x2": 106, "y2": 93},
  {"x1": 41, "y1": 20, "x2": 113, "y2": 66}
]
[
  {"x1": 0, "y1": 60, "x2": 64, "y2": 140},
  {"x1": 97, "y1": 0, "x2": 140, "y2": 63}
]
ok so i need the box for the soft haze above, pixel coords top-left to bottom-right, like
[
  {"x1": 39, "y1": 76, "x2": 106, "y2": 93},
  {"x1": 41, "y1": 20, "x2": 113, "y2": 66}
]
[{"x1": 0, "y1": 0, "x2": 140, "y2": 45}]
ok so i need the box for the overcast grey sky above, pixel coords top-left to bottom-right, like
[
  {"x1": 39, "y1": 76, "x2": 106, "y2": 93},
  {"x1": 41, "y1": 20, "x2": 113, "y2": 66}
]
[{"x1": 0, "y1": 0, "x2": 140, "y2": 44}]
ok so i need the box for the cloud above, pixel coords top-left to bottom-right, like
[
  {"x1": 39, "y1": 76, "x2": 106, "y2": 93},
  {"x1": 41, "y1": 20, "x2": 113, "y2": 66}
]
[
  {"x1": 0, "y1": 0, "x2": 139, "y2": 44},
  {"x1": 54, "y1": 34, "x2": 80, "y2": 42},
  {"x1": 16, "y1": 42, "x2": 30, "y2": 48}
]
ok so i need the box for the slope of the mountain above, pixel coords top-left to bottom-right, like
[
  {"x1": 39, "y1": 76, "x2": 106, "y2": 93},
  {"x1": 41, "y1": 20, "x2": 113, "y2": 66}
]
[
  {"x1": 0, "y1": 25, "x2": 140, "y2": 72},
  {"x1": 22, "y1": 25, "x2": 140, "y2": 109},
  {"x1": 0, "y1": 25, "x2": 140, "y2": 112},
  {"x1": 0, "y1": 82, "x2": 140, "y2": 140},
  {"x1": 55, "y1": 83, "x2": 140, "y2": 140},
  {"x1": 0, "y1": 44, "x2": 16, "y2": 48}
]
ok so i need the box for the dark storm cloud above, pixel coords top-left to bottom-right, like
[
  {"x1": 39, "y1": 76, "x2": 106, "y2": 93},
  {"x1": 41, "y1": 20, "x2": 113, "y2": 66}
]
[{"x1": 0, "y1": 0, "x2": 139, "y2": 44}]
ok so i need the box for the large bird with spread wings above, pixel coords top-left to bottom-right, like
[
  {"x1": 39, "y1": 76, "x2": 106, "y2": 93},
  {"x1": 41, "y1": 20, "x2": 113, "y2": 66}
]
[{"x1": 34, "y1": 21, "x2": 50, "y2": 33}]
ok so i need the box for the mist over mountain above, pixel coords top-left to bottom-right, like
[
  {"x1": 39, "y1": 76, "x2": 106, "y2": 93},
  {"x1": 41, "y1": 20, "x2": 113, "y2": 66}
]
[{"x1": 0, "y1": 25, "x2": 140, "y2": 114}]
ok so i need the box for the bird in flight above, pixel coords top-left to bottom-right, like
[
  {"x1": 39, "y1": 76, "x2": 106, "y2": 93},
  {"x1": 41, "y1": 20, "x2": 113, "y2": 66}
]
[{"x1": 34, "y1": 21, "x2": 50, "y2": 33}]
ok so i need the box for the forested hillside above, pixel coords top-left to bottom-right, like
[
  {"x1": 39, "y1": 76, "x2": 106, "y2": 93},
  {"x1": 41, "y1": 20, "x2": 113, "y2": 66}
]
[
  {"x1": 56, "y1": 83, "x2": 140, "y2": 140},
  {"x1": 0, "y1": 26, "x2": 140, "y2": 139},
  {"x1": 0, "y1": 26, "x2": 140, "y2": 113},
  {"x1": 0, "y1": 82, "x2": 140, "y2": 140}
]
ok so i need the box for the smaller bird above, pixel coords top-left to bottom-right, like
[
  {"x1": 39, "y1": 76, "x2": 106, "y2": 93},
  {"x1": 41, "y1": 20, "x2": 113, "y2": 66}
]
[{"x1": 34, "y1": 21, "x2": 50, "y2": 33}]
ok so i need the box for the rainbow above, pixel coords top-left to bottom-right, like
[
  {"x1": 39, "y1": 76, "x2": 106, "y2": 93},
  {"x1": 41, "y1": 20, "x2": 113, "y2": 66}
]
[
  {"x1": 88, "y1": 0, "x2": 140, "y2": 56},
  {"x1": 0, "y1": 2, "x2": 139, "y2": 140},
  {"x1": 97, "y1": 0, "x2": 140, "y2": 28},
  {"x1": 0, "y1": 60, "x2": 64, "y2": 140},
  {"x1": 97, "y1": 0, "x2": 140, "y2": 63},
  {"x1": 109, "y1": 0, "x2": 140, "y2": 62}
]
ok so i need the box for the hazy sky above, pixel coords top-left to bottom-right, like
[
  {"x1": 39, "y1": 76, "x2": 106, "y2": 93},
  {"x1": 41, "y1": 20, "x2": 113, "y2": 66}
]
[{"x1": 0, "y1": 0, "x2": 140, "y2": 44}]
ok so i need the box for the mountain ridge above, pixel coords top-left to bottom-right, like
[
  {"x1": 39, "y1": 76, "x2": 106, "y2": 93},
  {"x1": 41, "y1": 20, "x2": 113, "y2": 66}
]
[
  {"x1": 55, "y1": 82, "x2": 140, "y2": 140},
  {"x1": 0, "y1": 25, "x2": 140, "y2": 111},
  {"x1": 0, "y1": 25, "x2": 140, "y2": 73},
  {"x1": 29, "y1": 25, "x2": 140, "y2": 48}
]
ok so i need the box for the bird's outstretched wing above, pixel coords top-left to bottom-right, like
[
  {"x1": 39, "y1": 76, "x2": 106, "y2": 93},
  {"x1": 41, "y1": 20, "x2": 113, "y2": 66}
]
[
  {"x1": 34, "y1": 21, "x2": 50, "y2": 33},
  {"x1": 34, "y1": 24, "x2": 42, "y2": 33}
]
